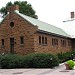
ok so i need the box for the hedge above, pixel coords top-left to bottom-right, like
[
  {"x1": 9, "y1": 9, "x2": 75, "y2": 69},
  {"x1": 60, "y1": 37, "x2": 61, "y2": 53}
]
[
  {"x1": 0, "y1": 53, "x2": 59, "y2": 69},
  {"x1": 21, "y1": 53, "x2": 59, "y2": 68},
  {"x1": 0, "y1": 54, "x2": 23, "y2": 69}
]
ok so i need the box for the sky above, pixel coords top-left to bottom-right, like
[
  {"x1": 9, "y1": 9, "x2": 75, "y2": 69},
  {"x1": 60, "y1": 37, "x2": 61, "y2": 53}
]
[{"x1": 0, "y1": 0, "x2": 75, "y2": 36}]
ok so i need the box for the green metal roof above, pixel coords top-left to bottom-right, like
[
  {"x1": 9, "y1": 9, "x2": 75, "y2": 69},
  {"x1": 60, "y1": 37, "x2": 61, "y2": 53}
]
[
  {"x1": 0, "y1": 10, "x2": 71, "y2": 38},
  {"x1": 14, "y1": 10, "x2": 70, "y2": 38}
]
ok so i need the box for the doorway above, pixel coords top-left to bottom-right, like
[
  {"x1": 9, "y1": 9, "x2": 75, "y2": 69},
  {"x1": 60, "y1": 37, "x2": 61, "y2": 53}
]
[{"x1": 10, "y1": 38, "x2": 14, "y2": 54}]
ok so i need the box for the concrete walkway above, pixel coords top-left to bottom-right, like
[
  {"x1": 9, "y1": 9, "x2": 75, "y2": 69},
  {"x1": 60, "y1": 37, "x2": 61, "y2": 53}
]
[{"x1": 0, "y1": 63, "x2": 75, "y2": 75}]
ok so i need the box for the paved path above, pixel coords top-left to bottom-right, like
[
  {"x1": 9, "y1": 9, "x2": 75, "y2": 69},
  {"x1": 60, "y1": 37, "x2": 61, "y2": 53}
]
[{"x1": 0, "y1": 63, "x2": 75, "y2": 75}]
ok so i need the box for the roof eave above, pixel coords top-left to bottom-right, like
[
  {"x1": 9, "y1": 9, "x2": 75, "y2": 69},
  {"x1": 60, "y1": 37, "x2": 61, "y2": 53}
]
[{"x1": 37, "y1": 29, "x2": 71, "y2": 39}]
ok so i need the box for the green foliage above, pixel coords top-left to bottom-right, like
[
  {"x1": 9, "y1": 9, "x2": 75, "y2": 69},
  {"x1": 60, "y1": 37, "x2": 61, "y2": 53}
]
[
  {"x1": 0, "y1": 1, "x2": 38, "y2": 19},
  {"x1": 0, "y1": 51, "x2": 74, "y2": 69},
  {"x1": 57, "y1": 51, "x2": 74, "y2": 63},
  {"x1": 22, "y1": 53, "x2": 59, "y2": 68},
  {"x1": 0, "y1": 53, "x2": 59, "y2": 69},
  {"x1": 0, "y1": 54, "x2": 23, "y2": 69},
  {"x1": 67, "y1": 60, "x2": 75, "y2": 69}
]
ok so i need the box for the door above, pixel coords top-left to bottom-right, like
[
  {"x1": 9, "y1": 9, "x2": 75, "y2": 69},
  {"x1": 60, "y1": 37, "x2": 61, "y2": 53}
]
[{"x1": 10, "y1": 38, "x2": 14, "y2": 54}]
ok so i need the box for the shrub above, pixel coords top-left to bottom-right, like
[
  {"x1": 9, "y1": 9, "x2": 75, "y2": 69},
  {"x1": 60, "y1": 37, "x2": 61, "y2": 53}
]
[
  {"x1": 57, "y1": 51, "x2": 74, "y2": 63},
  {"x1": 22, "y1": 53, "x2": 59, "y2": 68},
  {"x1": 0, "y1": 54, "x2": 23, "y2": 69},
  {"x1": 0, "y1": 53, "x2": 59, "y2": 69},
  {"x1": 20, "y1": 54, "x2": 35, "y2": 68}
]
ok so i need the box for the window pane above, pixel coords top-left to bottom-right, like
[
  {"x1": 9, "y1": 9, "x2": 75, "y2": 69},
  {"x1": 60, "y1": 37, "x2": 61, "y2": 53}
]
[
  {"x1": 39, "y1": 36, "x2": 41, "y2": 44},
  {"x1": 56, "y1": 39, "x2": 58, "y2": 45},
  {"x1": 61, "y1": 40, "x2": 62, "y2": 46},
  {"x1": 54, "y1": 39, "x2": 55, "y2": 45},
  {"x1": 20, "y1": 36, "x2": 24, "y2": 44},
  {"x1": 42, "y1": 37, "x2": 44, "y2": 44},
  {"x1": 10, "y1": 22, "x2": 14, "y2": 27},
  {"x1": 45, "y1": 37, "x2": 47, "y2": 44},
  {"x1": 64, "y1": 41, "x2": 66, "y2": 46},
  {"x1": 52, "y1": 38, "x2": 54, "y2": 45},
  {"x1": 2, "y1": 39, "x2": 4, "y2": 45},
  {"x1": 63, "y1": 40, "x2": 64, "y2": 46}
]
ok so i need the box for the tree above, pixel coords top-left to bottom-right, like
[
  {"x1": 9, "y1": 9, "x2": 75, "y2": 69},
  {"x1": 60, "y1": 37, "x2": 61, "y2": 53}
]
[{"x1": 0, "y1": 1, "x2": 38, "y2": 19}]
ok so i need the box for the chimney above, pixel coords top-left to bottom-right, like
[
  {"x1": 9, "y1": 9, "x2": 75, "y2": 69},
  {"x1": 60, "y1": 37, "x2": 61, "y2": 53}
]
[
  {"x1": 7, "y1": 5, "x2": 19, "y2": 12},
  {"x1": 71, "y1": 12, "x2": 74, "y2": 19}
]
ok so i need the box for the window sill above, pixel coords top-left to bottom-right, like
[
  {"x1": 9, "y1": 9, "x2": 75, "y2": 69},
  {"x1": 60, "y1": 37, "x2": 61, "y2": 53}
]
[
  {"x1": 39, "y1": 44, "x2": 47, "y2": 46},
  {"x1": 20, "y1": 44, "x2": 24, "y2": 47}
]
